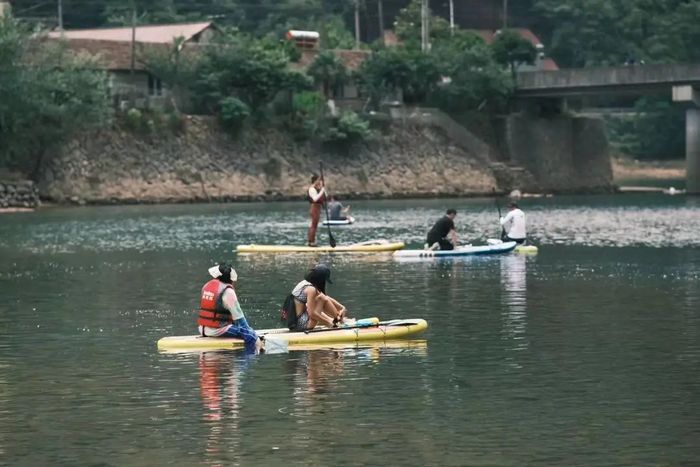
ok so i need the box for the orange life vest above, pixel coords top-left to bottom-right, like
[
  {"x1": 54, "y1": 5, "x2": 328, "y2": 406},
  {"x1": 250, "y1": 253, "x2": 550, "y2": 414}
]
[{"x1": 197, "y1": 279, "x2": 234, "y2": 329}]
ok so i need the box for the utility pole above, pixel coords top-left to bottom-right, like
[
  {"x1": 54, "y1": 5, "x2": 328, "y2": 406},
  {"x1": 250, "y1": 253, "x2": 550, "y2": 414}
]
[
  {"x1": 354, "y1": 0, "x2": 360, "y2": 49},
  {"x1": 319, "y1": 0, "x2": 327, "y2": 49},
  {"x1": 502, "y1": 0, "x2": 508, "y2": 29},
  {"x1": 57, "y1": 0, "x2": 64, "y2": 31},
  {"x1": 449, "y1": 0, "x2": 454, "y2": 36},
  {"x1": 377, "y1": 0, "x2": 384, "y2": 45},
  {"x1": 130, "y1": 1, "x2": 136, "y2": 77},
  {"x1": 421, "y1": 0, "x2": 429, "y2": 53}
]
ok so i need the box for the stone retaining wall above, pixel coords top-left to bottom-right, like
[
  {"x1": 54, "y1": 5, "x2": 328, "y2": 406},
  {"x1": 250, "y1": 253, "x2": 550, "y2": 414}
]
[
  {"x1": 38, "y1": 117, "x2": 499, "y2": 204},
  {"x1": 0, "y1": 180, "x2": 40, "y2": 208}
]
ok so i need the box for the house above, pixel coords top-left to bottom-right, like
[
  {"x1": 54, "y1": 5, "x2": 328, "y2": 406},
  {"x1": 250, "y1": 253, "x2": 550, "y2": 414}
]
[
  {"x1": 46, "y1": 22, "x2": 216, "y2": 108},
  {"x1": 286, "y1": 30, "x2": 370, "y2": 109}
]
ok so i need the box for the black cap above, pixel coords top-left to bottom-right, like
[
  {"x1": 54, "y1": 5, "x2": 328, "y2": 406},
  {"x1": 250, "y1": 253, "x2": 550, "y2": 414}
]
[{"x1": 310, "y1": 264, "x2": 332, "y2": 284}]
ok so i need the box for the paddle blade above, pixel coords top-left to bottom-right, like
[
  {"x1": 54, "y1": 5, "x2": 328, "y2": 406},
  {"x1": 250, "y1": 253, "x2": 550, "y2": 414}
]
[
  {"x1": 329, "y1": 232, "x2": 337, "y2": 248},
  {"x1": 264, "y1": 337, "x2": 288, "y2": 354}
]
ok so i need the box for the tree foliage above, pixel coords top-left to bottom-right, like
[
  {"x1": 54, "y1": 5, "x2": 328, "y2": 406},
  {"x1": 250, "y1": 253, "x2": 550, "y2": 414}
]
[
  {"x1": 491, "y1": 29, "x2": 537, "y2": 77},
  {"x1": 190, "y1": 32, "x2": 313, "y2": 115},
  {"x1": 307, "y1": 50, "x2": 347, "y2": 99},
  {"x1": 605, "y1": 98, "x2": 685, "y2": 160},
  {"x1": 0, "y1": 16, "x2": 111, "y2": 176},
  {"x1": 534, "y1": 0, "x2": 700, "y2": 67}
]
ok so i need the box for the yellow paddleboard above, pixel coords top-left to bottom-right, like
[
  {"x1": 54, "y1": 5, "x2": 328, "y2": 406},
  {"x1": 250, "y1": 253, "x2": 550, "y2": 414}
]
[
  {"x1": 514, "y1": 245, "x2": 539, "y2": 254},
  {"x1": 157, "y1": 319, "x2": 428, "y2": 352},
  {"x1": 236, "y1": 241, "x2": 405, "y2": 253}
]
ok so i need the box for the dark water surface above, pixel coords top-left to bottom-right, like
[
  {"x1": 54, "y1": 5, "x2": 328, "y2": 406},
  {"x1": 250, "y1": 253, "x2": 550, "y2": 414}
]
[{"x1": 1, "y1": 195, "x2": 699, "y2": 465}]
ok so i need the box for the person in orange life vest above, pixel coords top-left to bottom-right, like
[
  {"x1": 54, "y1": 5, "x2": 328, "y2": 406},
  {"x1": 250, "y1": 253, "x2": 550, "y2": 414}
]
[
  {"x1": 288, "y1": 264, "x2": 349, "y2": 330},
  {"x1": 198, "y1": 263, "x2": 262, "y2": 354},
  {"x1": 306, "y1": 174, "x2": 326, "y2": 247}
]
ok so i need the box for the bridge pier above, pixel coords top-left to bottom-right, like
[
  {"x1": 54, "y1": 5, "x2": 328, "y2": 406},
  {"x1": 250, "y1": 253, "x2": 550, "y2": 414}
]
[
  {"x1": 687, "y1": 109, "x2": 700, "y2": 194},
  {"x1": 672, "y1": 86, "x2": 700, "y2": 193}
]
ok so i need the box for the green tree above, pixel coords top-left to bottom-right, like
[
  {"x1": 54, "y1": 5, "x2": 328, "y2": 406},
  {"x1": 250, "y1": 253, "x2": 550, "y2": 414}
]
[
  {"x1": 192, "y1": 32, "x2": 313, "y2": 116},
  {"x1": 606, "y1": 98, "x2": 685, "y2": 160},
  {"x1": 0, "y1": 16, "x2": 111, "y2": 177},
  {"x1": 490, "y1": 29, "x2": 537, "y2": 79},
  {"x1": 358, "y1": 46, "x2": 440, "y2": 106},
  {"x1": 393, "y1": 0, "x2": 452, "y2": 47},
  {"x1": 307, "y1": 50, "x2": 347, "y2": 99}
]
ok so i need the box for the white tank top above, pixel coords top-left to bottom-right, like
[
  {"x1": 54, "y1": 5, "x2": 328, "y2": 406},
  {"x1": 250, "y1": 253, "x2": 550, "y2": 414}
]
[{"x1": 291, "y1": 280, "x2": 312, "y2": 303}]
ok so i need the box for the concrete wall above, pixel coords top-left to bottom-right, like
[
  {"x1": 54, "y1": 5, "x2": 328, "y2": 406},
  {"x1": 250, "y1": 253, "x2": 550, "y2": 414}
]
[{"x1": 500, "y1": 114, "x2": 614, "y2": 192}]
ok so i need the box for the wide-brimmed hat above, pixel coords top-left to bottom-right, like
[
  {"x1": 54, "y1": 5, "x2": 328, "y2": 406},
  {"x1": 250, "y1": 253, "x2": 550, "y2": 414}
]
[{"x1": 208, "y1": 263, "x2": 238, "y2": 282}]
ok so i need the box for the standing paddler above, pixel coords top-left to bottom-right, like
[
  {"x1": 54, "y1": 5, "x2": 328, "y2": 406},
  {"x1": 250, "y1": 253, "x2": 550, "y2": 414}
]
[{"x1": 306, "y1": 173, "x2": 326, "y2": 247}]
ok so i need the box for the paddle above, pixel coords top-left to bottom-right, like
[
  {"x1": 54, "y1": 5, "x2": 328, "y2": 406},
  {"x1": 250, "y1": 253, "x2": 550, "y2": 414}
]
[
  {"x1": 319, "y1": 161, "x2": 337, "y2": 248},
  {"x1": 493, "y1": 190, "x2": 507, "y2": 241},
  {"x1": 302, "y1": 319, "x2": 409, "y2": 334}
]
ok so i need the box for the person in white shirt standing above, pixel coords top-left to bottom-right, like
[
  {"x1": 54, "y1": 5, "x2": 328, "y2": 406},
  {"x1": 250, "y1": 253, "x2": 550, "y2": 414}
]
[{"x1": 500, "y1": 202, "x2": 527, "y2": 244}]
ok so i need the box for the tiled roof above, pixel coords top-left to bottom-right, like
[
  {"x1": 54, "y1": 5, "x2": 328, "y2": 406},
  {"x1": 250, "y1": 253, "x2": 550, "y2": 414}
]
[
  {"x1": 47, "y1": 22, "x2": 213, "y2": 44},
  {"x1": 293, "y1": 49, "x2": 371, "y2": 71},
  {"x1": 48, "y1": 38, "x2": 204, "y2": 71}
]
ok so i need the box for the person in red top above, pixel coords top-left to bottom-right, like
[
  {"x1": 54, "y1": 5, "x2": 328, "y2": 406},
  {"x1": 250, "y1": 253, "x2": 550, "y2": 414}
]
[
  {"x1": 198, "y1": 263, "x2": 262, "y2": 354},
  {"x1": 306, "y1": 174, "x2": 326, "y2": 247}
]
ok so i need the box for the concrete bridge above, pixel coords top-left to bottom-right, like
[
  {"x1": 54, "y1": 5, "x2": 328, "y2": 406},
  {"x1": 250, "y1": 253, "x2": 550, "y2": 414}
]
[{"x1": 516, "y1": 64, "x2": 700, "y2": 193}]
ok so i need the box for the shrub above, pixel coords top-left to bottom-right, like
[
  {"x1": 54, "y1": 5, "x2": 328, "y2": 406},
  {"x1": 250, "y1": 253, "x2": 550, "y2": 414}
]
[
  {"x1": 321, "y1": 111, "x2": 373, "y2": 144},
  {"x1": 219, "y1": 97, "x2": 250, "y2": 132}
]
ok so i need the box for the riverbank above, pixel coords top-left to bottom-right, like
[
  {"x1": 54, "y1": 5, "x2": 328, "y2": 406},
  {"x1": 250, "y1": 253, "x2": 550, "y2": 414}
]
[
  {"x1": 2, "y1": 115, "x2": 618, "y2": 208},
  {"x1": 612, "y1": 156, "x2": 685, "y2": 187},
  {"x1": 38, "y1": 117, "x2": 504, "y2": 205}
]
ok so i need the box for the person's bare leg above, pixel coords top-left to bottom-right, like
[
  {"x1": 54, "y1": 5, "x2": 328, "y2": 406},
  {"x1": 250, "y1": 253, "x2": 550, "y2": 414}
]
[{"x1": 308, "y1": 300, "x2": 335, "y2": 327}]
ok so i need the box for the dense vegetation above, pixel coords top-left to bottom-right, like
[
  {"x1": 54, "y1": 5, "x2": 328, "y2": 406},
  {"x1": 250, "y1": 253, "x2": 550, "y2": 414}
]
[
  {"x1": 4, "y1": 0, "x2": 700, "y2": 174},
  {"x1": 0, "y1": 15, "x2": 111, "y2": 175}
]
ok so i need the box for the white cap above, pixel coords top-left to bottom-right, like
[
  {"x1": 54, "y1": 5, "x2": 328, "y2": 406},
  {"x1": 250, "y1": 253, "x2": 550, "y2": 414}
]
[{"x1": 208, "y1": 264, "x2": 238, "y2": 281}]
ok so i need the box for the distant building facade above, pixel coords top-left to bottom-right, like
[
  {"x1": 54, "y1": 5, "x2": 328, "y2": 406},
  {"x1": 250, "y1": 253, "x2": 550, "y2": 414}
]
[{"x1": 47, "y1": 22, "x2": 216, "y2": 108}]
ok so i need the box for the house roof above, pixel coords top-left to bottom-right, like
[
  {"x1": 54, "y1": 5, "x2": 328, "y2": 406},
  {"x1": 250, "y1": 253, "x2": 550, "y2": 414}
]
[
  {"x1": 53, "y1": 38, "x2": 147, "y2": 70},
  {"x1": 47, "y1": 21, "x2": 213, "y2": 44},
  {"x1": 294, "y1": 49, "x2": 371, "y2": 72}
]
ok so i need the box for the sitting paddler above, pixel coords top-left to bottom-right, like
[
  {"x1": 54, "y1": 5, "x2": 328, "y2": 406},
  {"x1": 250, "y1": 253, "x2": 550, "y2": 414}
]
[
  {"x1": 281, "y1": 264, "x2": 349, "y2": 331},
  {"x1": 307, "y1": 174, "x2": 327, "y2": 247},
  {"x1": 500, "y1": 202, "x2": 527, "y2": 244},
  {"x1": 425, "y1": 208, "x2": 458, "y2": 251},
  {"x1": 198, "y1": 263, "x2": 262, "y2": 354},
  {"x1": 328, "y1": 196, "x2": 350, "y2": 221}
]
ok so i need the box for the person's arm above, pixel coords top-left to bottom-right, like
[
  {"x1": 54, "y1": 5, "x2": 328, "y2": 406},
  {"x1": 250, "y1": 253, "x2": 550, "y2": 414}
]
[
  {"x1": 449, "y1": 229, "x2": 458, "y2": 246},
  {"x1": 221, "y1": 288, "x2": 245, "y2": 320},
  {"x1": 308, "y1": 186, "x2": 326, "y2": 203},
  {"x1": 326, "y1": 295, "x2": 347, "y2": 318},
  {"x1": 306, "y1": 287, "x2": 335, "y2": 327},
  {"x1": 500, "y1": 211, "x2": 514, "y2": 226}
]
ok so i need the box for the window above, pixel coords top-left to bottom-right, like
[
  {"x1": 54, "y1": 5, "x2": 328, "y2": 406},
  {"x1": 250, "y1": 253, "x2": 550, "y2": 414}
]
[{"x1": 148, "y1": 74, "x2": 163, "y2": 97}]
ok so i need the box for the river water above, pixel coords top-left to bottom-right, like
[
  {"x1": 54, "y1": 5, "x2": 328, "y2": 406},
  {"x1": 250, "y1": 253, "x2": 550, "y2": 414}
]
[{"x1": 1, "y1": 194, "x2": 699, "y2": 466}]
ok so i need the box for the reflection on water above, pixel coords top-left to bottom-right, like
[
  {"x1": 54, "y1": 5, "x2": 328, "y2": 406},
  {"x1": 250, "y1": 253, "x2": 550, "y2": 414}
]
[
  {"x1": 198, "y1": 352, "x2": 243, "y2": 458},
  {"x1": 500, "y1": 255, "x2": 529, "y2": 368},
  {"x1": 1, "y1": 195, "x2": 699, "y2": 254},
  {"x1": 1, "y1": 195, "x2": 699, "y2": 465}
]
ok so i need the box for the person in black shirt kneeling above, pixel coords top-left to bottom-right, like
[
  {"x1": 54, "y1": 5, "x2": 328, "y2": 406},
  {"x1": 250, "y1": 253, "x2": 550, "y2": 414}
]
[{"x1": 425, "y1": 208, "x2": 458, "y2": 250}]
